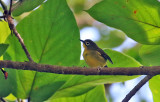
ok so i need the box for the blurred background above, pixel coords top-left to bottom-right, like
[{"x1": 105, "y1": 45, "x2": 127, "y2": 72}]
[{"x1": 0, "y1": 0, "x2": 153, "y2": 102}]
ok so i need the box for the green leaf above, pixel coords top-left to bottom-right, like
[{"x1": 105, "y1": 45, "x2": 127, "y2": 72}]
[
  {"x1": 149, "y1": 75, "x2": 160, "y2": 102},
  {"x1": 48, "y1": 85, "x2": 107, "y2": 102},
  {"x1": 139, "y1": 45, "x2": 160, "y2": 66},
  {"x1": 4, "y1": 94, "x2": 17, "y2": 102},
  {"x1": 5, "y1": 0, "x2": 80, "y2": 101},
  {"x1": 67, "y1": 0, "x2": 86, "y2": 14},
  {"x1": 0, "y1": 44, "x2": 9, "y2": 57},
  {"x1": 0, "y1": 44, "x2": 10, "y2": 97},
  {"x1": 0, "y1": 20, "x2": 11, "y2": 98},
  {"x1": 0, "y1": 21, "x2": 11, "y2": 43},
  {"x1": 97, "y1": 30, "x2": 126, "y2": 48},
  {"x1": 104, "y1": 49, "x2": 141, "y2": 67},
  {"x1": 0, "y1": 69, "x2": 16, "y2": 98},
  {"x1": 87, "y1": 0, "x2": 160, "y2": 44},
  {"x1": 123, "y1": 44, "x2": 142, "y2": 63},
  {"x1": 139, "y1": 45, "x2": 160, "y2": 102},
  {"x1": 12, "y1": 0, "x2": 45, "y2": 16}
]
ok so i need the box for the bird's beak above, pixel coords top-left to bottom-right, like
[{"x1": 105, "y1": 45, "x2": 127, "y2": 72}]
[
  {"x1": 80, "y1": 39, "x2": 87, "y2": 48},
  {"x1": 80, "y1": 39, "x2": 85, "y2": 44}
]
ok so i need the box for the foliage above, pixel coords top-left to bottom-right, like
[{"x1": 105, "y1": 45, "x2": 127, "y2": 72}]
[
  {"x1": 12, "y1": 0, "x2": 45, "y2": 16},
  {"x1": 140, "y1": 45, "x2": 160, "y2": 102},
  {"x1": 0, "y1": 0, "x2": 160, "y2": 101},
  {"x1": 87, "y1": 0, "x2": 160, "y2": 45},
  {"x1": 0, "y1": 44, "x2": 9, "y2": 57}
]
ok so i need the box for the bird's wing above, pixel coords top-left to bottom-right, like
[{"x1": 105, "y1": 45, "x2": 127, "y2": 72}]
[{"x1": 97, "y1": 49, "x2": 113, "y2": 64}]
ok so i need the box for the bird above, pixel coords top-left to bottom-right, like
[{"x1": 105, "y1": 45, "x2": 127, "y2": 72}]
[{"x1": 80, "y1": 39, "x2": 113, "y2": 67}]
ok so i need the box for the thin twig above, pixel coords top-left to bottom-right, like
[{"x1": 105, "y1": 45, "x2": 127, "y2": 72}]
[
  {"x1": 9, "y1": 0, "x2": 12, "y2": 15},
  {"x1": 0, "y1": 0, "x2": 7, "y2": 11},
  {"x1": 0, "y1": 16, "x2": 5, "y2": 18},
  {"x1": 122, "y1": 75, "x2": 153, "y2": 102},
  {"x1": 0, "y1": 97, "x2": 6, "y2": 102},
  {"x1": 4, "y1": 0, "x2": 33, "y2": 62},
  {"x1": 12, "y1": 26, "x2": 33, "y2": 62},
  {"x1": 0, "y1": 60, "x2": 159, "y2": 76}
]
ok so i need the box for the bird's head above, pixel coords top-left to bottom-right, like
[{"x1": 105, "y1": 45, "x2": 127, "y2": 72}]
[{"x1": 80, "y1": 39, "x2": 99, "y2": 50}]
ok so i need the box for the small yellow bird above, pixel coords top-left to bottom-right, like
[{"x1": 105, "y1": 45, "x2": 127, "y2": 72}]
[{"x1": 80, "y1": 39, "x2": 113, "y2": 67}]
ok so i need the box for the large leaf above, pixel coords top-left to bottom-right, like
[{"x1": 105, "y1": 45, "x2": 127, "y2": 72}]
[
  {"x1": 0, "y1": 44, "x2": 10, "y2": 97},
  {"x1": 87, "y1": 0, "x2": 160, "y2": 44},
  {"x1": 97, "y1": 30, "x2": 126, "y2": 48},
  {"x1": 149, "y1": 75, "x2": 160, "y2": 102},
  {"x1": 12, "y1": 0, "x2": 45, "y2": 16},
  {"x1": 0, "y1": 44, "x2": 9, "y2": 57},
  {"x1": 139, "y1": 45, "x2": 160, "y2": 102},
  {"x1": 104, "y1": 49, "x2": 141, "y2": 67},
  {"x1": 5, "y1": 0, "x2": 80, "y2": 101},
  {"x1": 48, "y1": 85, "x2": 107, "y2": 102},
  {"x1": 123, "y1": 44, "x2": 142, "y2": 63},
  {"x1": 0, "y1": 20, "x2": 11, "y2": 97},
  {"x1": 67, "y1": 0, "x2": 86, "y2": 14},
  {"x1": 0, "y1": 21, "x2": 11, "y2": 43},
  {"x1": 139, "y1": 45, "x2": 160, "y2": 66}
]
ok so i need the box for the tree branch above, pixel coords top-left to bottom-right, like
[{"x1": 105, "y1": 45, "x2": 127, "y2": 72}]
[
  {"x1": 0, "y1": 60, "x2": 156, "y2": 101},
  {"x1": 0, "y1": 60, "x2": 159, "y2": 76},
  {"x1": 122, "y1": 75, "x2": 153, "y2": 102}
]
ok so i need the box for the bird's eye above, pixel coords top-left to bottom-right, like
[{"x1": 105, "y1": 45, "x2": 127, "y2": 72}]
[{"x1": 86, "y1": 42, "x2": 90, "y2": 45}]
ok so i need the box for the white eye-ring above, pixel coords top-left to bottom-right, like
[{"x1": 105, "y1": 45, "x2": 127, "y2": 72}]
[{"x1": 86, "y1": 42, "x2": 90, "y2": 45}]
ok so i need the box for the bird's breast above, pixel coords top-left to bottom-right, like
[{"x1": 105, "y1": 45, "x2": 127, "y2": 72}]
[{"x1": 83, "y1": 50, "x2": 106, "y2": 67}]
